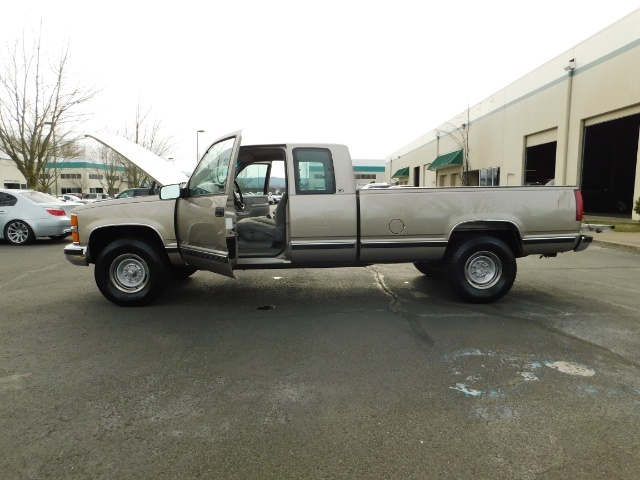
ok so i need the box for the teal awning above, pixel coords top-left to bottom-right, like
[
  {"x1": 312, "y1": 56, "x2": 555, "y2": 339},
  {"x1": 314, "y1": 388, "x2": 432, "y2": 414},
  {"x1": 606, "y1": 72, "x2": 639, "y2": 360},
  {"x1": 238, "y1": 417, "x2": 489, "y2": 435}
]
[
  {"x1": 428, "y1": 150, "x2": 463, "y2": 171},
  {"x1": 391, "y1": 166, "x2": 410, "y2": 178}
]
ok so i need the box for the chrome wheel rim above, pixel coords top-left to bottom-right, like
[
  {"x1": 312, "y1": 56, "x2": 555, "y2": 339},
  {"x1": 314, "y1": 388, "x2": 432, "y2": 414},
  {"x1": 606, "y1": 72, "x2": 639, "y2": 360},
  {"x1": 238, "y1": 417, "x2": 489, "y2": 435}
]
[
  {"x1": 110, "y1": 254, "x2": 149, "y2": 293},
  {"x1": 7, "y1": 221, "x2": 29, "y2": 244},
  {"x1": 464, "y1": 251, "x2": 502, "y2": 289}
]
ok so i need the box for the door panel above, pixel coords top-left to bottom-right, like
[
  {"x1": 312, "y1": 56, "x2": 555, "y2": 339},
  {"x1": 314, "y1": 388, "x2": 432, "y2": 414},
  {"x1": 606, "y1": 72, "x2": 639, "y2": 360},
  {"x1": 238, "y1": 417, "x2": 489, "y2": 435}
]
[
  {"x1": 177, "y1": 195, "x2": 234, "y2": 273},
  {"x1": 288, "y1": 147, "x2": 357, "y2": 264},
  {"x1": 288, "y1": 194, "x2": 357, "y2": 264},
  {"x1": 176, "y1": 133, "x2": 241, "y2": 277}
]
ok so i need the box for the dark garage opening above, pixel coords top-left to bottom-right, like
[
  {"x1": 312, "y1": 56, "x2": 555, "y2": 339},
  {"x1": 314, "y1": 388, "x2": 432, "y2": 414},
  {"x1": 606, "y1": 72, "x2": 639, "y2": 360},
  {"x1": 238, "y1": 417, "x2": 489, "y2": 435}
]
[
  {"x1": 525, "y1": 142, "x2": 557, "y2": 184},
  {"x1": 581, "y1": 114, "x2": 639, "y2": 216}
]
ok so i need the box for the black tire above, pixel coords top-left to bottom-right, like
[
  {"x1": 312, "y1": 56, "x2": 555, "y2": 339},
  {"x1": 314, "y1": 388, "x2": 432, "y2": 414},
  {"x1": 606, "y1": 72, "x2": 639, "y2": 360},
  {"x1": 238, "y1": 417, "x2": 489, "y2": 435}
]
[
  {"x1": 48, "y1": 234, "x2": 70, "y2": 240},
  {"x1": 414, "y1": 260, "x2": 444, "y2": 278},
  {"x1": 445, "y1": 235, "x2": 517, "y2": 303},
  {"x1": 614, "y1": 200, "x2": 628, "y2": 213},
  {"x1": 94, "y1": 238, "x2": 169, "y2": 307},
  {"x1": 5, "y1": 220, "x2": 35, "y2": 245},
  {"x1": 170, "y1": 266, "x2": 198, "y2": 279}
]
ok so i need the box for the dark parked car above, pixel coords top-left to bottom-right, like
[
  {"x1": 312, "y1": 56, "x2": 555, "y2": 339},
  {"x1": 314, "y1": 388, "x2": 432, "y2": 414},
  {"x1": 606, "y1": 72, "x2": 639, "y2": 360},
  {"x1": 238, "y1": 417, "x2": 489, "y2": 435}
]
[{"x1": 83, "y1": 193, "x2": 112, "y2": 202}]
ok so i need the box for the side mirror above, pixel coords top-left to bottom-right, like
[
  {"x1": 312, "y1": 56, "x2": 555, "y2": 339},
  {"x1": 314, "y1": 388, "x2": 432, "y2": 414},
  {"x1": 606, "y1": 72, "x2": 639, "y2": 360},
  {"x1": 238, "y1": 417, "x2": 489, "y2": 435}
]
[{"x1": 159, "y1": 184, "x2": 182, "y2": 200}]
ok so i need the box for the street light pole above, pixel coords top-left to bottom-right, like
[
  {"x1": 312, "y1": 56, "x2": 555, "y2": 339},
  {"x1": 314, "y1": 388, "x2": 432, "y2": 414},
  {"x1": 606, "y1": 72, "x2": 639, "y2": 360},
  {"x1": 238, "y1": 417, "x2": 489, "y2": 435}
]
[{"x1": 196, "y1": 130, "x2": 205, "y2": 163}]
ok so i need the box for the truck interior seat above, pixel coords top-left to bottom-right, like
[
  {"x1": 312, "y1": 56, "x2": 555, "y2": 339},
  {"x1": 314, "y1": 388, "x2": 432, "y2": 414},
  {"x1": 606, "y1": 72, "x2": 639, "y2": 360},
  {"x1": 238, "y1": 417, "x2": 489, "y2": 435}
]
[{"x1": 236, "y1": 192, "x2": 288, "y2": 243}]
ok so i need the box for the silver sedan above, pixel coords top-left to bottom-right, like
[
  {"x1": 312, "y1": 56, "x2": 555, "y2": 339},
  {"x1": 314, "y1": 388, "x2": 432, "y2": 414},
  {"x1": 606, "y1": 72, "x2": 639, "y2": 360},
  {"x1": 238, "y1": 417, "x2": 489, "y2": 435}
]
[{"x1": 0, "y1": 189, "x2": 81, "y2": 245}]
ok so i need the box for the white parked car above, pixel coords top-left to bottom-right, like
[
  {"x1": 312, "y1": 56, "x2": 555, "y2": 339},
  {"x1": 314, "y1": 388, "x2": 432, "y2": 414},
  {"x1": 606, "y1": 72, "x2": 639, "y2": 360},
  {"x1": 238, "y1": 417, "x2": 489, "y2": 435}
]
[
  {"x1": 58, "y1": 194, "x2": 88, "y2": 204},
  {"x1": 359, "y1": 182, "x2": 393, "y2": 189},
  {"x1": 0, "y1": 189, "x2": 81, "y2": 245},
  {"x1": 268, "y1": 192, "x2": 283, "y2": 204}
]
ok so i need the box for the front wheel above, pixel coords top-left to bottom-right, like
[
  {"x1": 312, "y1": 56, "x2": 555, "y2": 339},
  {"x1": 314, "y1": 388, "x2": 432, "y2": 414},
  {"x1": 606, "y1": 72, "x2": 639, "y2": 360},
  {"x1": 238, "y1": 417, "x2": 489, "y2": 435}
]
[
  {"x1": 445, "y1": 236, "x2": 517, "y2": 303},
  {"x1": 94, "y1": 238, "x2": 169, "y2": 307}
]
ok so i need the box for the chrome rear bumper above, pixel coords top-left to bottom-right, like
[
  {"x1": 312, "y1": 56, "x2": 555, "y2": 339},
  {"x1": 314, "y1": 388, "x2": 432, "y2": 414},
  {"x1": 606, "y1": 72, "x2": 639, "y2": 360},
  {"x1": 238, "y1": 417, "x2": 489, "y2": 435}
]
[{"x1": 574, "y1": 235, "x2": 593, "y2": 252}]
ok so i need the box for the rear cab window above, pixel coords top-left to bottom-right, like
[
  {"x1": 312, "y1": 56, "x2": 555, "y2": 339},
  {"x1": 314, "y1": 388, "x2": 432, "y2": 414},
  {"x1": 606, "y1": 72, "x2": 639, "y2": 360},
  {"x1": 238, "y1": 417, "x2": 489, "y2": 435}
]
[{"x1": 293, "y1": 148, "x2": 336, "y2": 195}]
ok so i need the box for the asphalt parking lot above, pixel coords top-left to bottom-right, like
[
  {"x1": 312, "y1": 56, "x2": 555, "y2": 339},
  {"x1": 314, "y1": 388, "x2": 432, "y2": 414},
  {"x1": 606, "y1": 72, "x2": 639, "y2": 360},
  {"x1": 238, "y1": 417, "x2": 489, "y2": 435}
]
[{"x1": 1, "y1": 239, "x2": 640, "y2": 479}]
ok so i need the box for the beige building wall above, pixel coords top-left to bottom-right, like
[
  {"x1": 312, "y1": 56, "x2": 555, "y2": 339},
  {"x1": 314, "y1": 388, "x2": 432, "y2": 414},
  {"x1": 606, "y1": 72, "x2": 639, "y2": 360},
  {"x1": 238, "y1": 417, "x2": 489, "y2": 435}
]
[
  {"x1": 1, "y1": 157, "x2": 126, "y2": 196},
  {"x1": 387, "y1": 8, "x2": 640, "y2": 220}
]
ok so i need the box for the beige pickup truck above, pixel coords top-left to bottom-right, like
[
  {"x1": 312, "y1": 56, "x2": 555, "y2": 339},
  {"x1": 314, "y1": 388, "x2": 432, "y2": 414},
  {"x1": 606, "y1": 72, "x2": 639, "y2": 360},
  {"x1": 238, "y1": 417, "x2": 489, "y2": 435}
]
[{"x1": 64, "y1": 131, "x2": 592, "y2": 306}]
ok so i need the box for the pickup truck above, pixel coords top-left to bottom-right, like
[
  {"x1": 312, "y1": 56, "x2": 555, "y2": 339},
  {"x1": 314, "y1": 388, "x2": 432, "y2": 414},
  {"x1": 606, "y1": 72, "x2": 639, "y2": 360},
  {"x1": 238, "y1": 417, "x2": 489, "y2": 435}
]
[{"x1": 64, "y1": 131, "x2": 592, "y2": 307}]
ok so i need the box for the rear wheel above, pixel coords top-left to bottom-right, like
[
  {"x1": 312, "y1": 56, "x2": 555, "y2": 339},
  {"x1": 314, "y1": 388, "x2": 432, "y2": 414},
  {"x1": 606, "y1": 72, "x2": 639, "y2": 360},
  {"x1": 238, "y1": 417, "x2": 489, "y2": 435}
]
[
  {"x1": 414, "y1": 260, "x2": 444, "y2": 278},
  {"x1": 94, "y1": 238, "x2": 169, "y2": 306},
  {"x1": 5, "y1": 220, "x2": 35, "y2": 245},
  {"x1": 445, "y1": 235, "x2": 517, "y2": 303},
  {"x1": 48, "y1": 234, "x2": 70, "y2": 240},
  {"x1": 170, "y1": 266, "x2": 198, "y2": 279},
  {"x1": 614, "y1": 199, "x2": 628, "y2": 213}
]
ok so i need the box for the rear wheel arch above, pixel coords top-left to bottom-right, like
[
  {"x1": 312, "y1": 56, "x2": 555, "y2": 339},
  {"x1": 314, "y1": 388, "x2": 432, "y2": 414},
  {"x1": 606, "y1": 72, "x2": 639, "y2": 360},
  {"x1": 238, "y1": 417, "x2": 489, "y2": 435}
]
[{"x1": 448, "y1": 221, "x2": 523, "y2": 258}]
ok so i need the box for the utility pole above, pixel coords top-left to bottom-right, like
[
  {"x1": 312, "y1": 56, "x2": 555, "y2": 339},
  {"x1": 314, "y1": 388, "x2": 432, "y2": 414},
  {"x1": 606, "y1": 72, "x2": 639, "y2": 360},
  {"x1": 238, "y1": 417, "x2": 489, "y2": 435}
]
[
  {"x1": 44, "y1": 121, "x2": 58, "y2": 195},
  {"x1": 196, "y1": 130, "x2": 204, "y2": 164}
]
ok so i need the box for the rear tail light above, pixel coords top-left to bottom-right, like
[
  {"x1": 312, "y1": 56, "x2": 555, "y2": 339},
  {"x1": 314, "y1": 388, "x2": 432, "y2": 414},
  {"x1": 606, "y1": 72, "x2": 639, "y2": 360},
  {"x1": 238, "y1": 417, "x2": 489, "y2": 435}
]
[
  {"x1": 574, "y1": 189, "x2": 584, "y2": 221},
  {"x1": 45, "y1": 208, "x2": 66, "y2": 216},
  {"x1": 71, "y1": 213, "x2": 79, "y2": 242}
]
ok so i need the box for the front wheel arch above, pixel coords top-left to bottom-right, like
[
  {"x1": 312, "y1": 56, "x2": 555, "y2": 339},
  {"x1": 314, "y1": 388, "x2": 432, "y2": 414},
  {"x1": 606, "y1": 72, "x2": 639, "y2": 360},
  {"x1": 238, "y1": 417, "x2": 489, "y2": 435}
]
[{"x1": 445, "y1": 235, "x2": 517, "y2": 303}]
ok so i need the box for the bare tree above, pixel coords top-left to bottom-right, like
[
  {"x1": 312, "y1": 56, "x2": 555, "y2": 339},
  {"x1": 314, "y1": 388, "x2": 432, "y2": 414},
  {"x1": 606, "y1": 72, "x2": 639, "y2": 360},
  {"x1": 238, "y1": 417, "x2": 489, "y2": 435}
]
[
  {"x1": 438, "y1": 106, "x2": 472, "y2": 186},
  {"x1": 90, "y1": 144, "x2": 125, "y2": 196},
  {"x1": 119, "y1": 101, "x2": 175, "y2": 187},
  {"x1": 66, "y1": 173, "x2": 87, "y2": 194},
  {"x1": 41, "y1": 142, "x2": 88, "y2": 193},
  {"x1": 0, "y1": 26, "x2": 97, "y2": 191}
]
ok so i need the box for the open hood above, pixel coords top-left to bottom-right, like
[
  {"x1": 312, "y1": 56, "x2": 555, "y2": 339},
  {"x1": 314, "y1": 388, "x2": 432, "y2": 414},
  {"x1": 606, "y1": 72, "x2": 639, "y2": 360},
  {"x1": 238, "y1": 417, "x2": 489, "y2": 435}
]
[{"x1": 85, "y1": 132, "x2": 189, "y2": 186}]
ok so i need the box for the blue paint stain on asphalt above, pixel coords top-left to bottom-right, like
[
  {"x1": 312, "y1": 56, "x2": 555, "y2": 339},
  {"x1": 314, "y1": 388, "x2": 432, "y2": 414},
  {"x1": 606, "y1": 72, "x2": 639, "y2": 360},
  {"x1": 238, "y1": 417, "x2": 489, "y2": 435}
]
[
  {"x1": 583, "y1": 387, "x2": 598, "y2": 394},
  {"x1": 449, "y1": 385, "x2": 507, "y2": 399}
]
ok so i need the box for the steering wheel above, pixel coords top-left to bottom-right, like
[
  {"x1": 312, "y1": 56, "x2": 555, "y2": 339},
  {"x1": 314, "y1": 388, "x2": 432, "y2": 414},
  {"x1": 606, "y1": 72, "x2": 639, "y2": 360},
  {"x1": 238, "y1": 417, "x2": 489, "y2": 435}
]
[{"x1": 233, "y1": 180, "x2": 245, "y2": 211}]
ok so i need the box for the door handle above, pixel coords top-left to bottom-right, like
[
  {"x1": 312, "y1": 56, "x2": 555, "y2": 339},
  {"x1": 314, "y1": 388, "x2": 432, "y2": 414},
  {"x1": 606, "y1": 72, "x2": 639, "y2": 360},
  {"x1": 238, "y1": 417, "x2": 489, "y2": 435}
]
[{"x1": 215, "y1": 207, "x2": 224, "y2": 217}]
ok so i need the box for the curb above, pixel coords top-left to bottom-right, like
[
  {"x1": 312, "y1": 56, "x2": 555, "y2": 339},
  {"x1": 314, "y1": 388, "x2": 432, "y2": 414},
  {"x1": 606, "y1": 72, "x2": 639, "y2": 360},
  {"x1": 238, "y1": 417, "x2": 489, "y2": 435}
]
[{"x1": 592, "y1": 240, "x2": 640, "y2": 255}]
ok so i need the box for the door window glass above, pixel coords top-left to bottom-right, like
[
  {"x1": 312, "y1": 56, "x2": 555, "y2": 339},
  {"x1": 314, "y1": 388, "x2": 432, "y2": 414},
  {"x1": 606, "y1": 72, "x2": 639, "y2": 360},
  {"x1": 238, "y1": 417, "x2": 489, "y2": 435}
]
[
  {"x1": 0, "y1": 193, "x2": 17, "y2": 206},
  {"x1": 189, "y1": 137, "x2": 236, "y2": 196},
  {"x1": 236, "y1": 163, "x2": 269, "y2": 194}
]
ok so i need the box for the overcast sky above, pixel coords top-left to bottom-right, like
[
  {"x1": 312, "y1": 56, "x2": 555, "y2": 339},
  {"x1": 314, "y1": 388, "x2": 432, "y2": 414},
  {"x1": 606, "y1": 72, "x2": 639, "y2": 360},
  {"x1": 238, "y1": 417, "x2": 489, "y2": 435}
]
[{"x1": 4, "y1": 1, "x2": 640, "y2": 170}]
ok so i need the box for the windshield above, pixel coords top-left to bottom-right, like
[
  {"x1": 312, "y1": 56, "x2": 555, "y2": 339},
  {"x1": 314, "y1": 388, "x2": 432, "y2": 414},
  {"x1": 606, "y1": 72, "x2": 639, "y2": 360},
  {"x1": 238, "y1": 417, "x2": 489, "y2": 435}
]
[{"x1": 189, "y1": 137, "x2": 236, "y2": 196}]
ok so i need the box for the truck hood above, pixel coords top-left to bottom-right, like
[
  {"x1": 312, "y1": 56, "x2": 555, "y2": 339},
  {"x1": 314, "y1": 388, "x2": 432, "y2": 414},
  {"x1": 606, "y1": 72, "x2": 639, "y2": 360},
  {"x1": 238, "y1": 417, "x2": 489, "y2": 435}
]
[{"x1": 85, "y1": 132, "x2": 189, "y2": 186}]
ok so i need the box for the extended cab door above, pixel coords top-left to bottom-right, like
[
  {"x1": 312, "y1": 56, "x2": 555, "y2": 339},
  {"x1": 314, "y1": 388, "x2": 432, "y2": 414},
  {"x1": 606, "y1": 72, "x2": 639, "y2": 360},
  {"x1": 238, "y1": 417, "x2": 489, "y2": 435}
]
[
  {"x1": 288, "y1": 146, "x2": 358, "y2": 264},
  {"x1": 176, "y1": 133, "x2": 241, "y2": 277}
]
